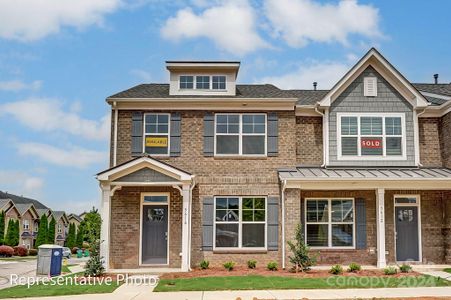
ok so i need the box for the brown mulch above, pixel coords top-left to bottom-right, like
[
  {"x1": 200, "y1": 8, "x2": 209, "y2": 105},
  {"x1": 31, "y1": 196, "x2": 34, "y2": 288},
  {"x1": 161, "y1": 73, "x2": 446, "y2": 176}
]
[{"x1": 160, "y1": 267, "x2": 421, "y2": 280}]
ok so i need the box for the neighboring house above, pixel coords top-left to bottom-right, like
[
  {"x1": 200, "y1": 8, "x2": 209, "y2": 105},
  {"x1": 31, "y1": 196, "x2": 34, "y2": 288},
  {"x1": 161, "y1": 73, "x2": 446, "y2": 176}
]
[
  {"x1": 35, "y1": 208, "x2": 53, "y2": 242},
  {"x1": 52, "y1": 211, "x2": 69, "y2": 246},
  {"x1": 0, "y1": 199, "x2": 15, "y2": 214},
  {"x1": 78, "y1": 212, "x2": 88, "y2": 220},
  {"x1": 67, "y1": 214, "x2": 82, "y2": 233},
  {"x1": 97, "y1": 48, "x2": 451, "y2": 272},
  {"x1": 0, "y1": 199, "x2": 20, "y2": 239},
  {"x1": 14, "y1": 203, "x2": 39, "y2": 249}
]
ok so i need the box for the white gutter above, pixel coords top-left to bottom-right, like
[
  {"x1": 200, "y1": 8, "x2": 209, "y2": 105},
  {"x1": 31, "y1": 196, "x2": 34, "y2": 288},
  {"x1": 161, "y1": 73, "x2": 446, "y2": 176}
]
[
  {"x1": 113, "y1": 102, "x2": 118, "y2": 167},
  {"x1": 188, "y1": 179, "x2": 196, "y2": 271},
  {"x1": 281, "y1": 179, "x2": 287, "y2": 269},
  {"x1": 315, "y1": 104, "x2": 327, "y2": 167}
]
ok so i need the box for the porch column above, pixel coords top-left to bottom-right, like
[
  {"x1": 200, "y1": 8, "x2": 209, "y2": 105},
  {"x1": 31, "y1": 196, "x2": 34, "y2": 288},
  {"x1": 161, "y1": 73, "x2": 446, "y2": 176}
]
[
  {"x1": 100, "y1": 184, "x2": 111, "y2": 271},
  {"x1": 376, "y1": 188, "x2": 386, "y2": 268},
  {"x1": 181, "y1": 184, "x2": 190, "y2": 271}
]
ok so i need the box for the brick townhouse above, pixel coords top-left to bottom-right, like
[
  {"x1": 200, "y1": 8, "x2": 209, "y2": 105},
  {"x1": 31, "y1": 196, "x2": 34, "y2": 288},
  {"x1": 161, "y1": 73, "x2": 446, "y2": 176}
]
[{"x1": 97, "y1": 48, "x2": 451, "y2": 272}]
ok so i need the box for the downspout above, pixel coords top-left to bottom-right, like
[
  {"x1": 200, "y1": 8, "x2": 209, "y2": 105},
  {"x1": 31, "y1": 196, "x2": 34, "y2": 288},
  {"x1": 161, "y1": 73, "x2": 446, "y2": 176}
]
[
  {"x1": 415, "y1": 108, "x2": 427, "y2": 167},
  {"x1": 281, "y1": 179, "x2": 287, "y2": 269},
  {"x1": 315, "y1": 104, "x2": 327, "y2": 167},
  {"x1": 188, "y1": 179, "x2": 196, "y2": 271},
  {"x1": 113, "y1": 102, "x2": 118, "y2": 167}
]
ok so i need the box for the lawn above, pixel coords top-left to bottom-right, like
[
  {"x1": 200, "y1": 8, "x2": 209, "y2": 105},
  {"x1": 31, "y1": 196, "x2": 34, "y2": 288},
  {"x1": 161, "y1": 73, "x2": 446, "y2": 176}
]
[
  {"x1": 0, "y1": 256, "x2": 37, "y2": 261},
  {"x1": 154, "y1": 275, "x2": 451, "y2": 292},
  {"x1": 444, "y1": 268, "x2": 451, "y2": 274},
  {"x1": 0, "y1": 273, "x2": 121, "y2": 299}
]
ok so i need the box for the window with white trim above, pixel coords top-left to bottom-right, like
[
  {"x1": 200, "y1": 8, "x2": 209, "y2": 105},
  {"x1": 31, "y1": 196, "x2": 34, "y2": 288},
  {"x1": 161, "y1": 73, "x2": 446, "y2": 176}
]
[
  {"x1": 144, "y1": 113, "x2": 170, "y2": 156},
  {"x1": 179, "y1": 76, "x2": 193, "y2": 89},
  {"x1": 305, "y1": 198, "x2": 354, "y2": 248},
  {"x1": 212, "y1": 76, "x2": 226, "y2": 89},
  {"x1": 339, "y1": 114, "x2": 404, "y2": 158},
  {"x1": 179, "y1": 75, "x2": 227, "y2": 90},
  {"x1": 214, "y1": 197, "x2": 266, "y2": 249},
  {"x1": 58, "y1": 223, "x2": 62, "y2": 233},
  {"x1": 23, "y1": 219, "x2": 29, "y2": 230},
  {"x1": 215, "y1": 113, "x2": 266, "y2": 155}
]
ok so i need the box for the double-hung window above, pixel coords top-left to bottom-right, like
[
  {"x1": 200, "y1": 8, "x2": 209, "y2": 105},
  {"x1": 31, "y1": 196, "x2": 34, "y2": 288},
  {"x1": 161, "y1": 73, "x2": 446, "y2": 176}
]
[
  {"x1": 144, "y1": 113, "x2": 170, "y2": 156},
  {"x1": 338, "y1": 113, "x2": 405, "y2": 159},
  {"x1": 305, "y1": 198, "x2": 354, "y2": 248},
  {"x1": 215, "y1": 197, "x2": 266, "y2": 249},
  {"x1": 215, "y1": 114, "x2": 266, "y2": 156},
  {"x1": 23, "y1": 220, "x2": 29, "y2": 230},
  {"x1": 57, "y1": 223, "x2": 62, "y2": 233}
]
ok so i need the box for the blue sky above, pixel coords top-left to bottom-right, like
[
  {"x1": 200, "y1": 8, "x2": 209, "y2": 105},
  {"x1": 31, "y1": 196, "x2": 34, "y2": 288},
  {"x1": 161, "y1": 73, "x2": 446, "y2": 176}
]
[{"x1": 0, "y1": 0, "x2": 450, "y2": 214}]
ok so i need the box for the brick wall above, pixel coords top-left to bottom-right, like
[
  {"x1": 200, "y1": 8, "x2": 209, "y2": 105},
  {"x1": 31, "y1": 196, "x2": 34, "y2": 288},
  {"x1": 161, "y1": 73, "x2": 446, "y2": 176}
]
[
  {"x1": 440, "y1": 111, "x2": 451, "y2": 168},
  {"x1": 296, "y1": 116, "x2": 323, "y2": 166},
  {"x1": 419, "y1": 118, "x2": 442, "y2": 167}
]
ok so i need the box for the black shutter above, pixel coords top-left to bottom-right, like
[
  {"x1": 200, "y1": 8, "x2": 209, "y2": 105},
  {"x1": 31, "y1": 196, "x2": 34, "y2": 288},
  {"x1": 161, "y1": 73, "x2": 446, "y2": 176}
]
[
  {"x1": 203, "y1": 113, "x2": 214, "y2": 156},
  {"x1": 202, "y1": 197, "x2": 214, "y2": 251},
  {"x1": 267, "y1": 196, "x2": 279, "y2": 250},
  {"x1": 355, "y1": 198, "x2": 367, "y2": 249},
  {"x1": 170, "y1": 113, "x2": 181, "y2": 157},
  {"x1": 267, "y1": 113, "x2": 278, "y2": 156},
  {"x1": 300, "y1": 198, "x2": 305, "y2": 242},
  {"x1": 131, "y1": 111, "x2": 143, "y2": 156}
]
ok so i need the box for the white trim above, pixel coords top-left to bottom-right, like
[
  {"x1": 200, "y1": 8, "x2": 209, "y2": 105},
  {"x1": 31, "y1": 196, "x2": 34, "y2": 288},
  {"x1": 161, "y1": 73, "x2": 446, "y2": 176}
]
[
  {"x1": 139, "y1": 192, "x2": 170, "y2": 266},
  {"x1": 214, "y1": 113, "x2": 267, "y2": 157},
  {"x1": 178, "y1": 74, "x2": 228, "y2": 91},
  {"x1": 212, "y1": 196, "x2": 267, "y2": 251},
  {"x1": 376, "y1": 188, "x2": 386, "y2": 268},
  {"x1": 142, "y1": 113, "x2": 171, "y2": 157},
  {"x1": 336, "y1": 112, "x2": 407, "y2": 161},
  {"x1": 23, "y1": 219, "x2": 29, "y2": 230},
  {"x1": 304, "y1": 198, "x2": 356, "y2": 249},
  {"x1": 113, "y1": 107, "x2": 118, "y2": 166},
  {"x1": 393, "y1": 194, "x2": 422, "y2": 263}
]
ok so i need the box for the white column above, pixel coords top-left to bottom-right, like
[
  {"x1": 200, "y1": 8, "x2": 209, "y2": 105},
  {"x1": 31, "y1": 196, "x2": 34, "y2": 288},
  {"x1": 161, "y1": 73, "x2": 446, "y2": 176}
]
[
  {"x1": 376, "y1": 188, "x2": 386, "y2": 268},
  {"x1": 100, "y1": 184, "x2": 111, "y2": 271},
  {"x1": 181, "y1": 184, "x2": 190, "y2": 271}
]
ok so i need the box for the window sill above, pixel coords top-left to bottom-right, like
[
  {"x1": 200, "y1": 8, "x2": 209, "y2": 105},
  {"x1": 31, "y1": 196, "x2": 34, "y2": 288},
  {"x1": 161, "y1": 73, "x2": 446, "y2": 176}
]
[
  {"x1": 214, "y1": 156, "x2": 267, "y2": 160},
  {"x1": 213, "y1": 249, "x2": 267, "y2": 254},
  {"x1": 311, "y1": 248, "x2": 356, "y2": 251}
]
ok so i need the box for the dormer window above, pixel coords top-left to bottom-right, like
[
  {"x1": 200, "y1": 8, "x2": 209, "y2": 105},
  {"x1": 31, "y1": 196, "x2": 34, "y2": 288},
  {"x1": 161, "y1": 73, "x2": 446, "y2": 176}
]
[
  {"x1": 196, "y1": 76, "x2": 210, "y2": 89},
  {"x1": 178, "y1": 75, "x2": 227, "y2": 91},
  {"x1": 212, "y1": 76, "x2": 226, "y2": 90},
  {"x1": 180, "y1": 76, "x2": 194, "y2": 89}
]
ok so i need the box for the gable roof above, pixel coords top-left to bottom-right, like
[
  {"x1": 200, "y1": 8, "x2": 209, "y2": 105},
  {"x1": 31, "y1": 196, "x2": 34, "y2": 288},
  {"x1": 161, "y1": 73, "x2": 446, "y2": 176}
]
[
  {"x1": 52, "y1": 211, "x2": 68, "y2": 223},
  {"x1": 412, "y1": 83, "x2": 451, "y2": 97},
  {"x1": 68, "y1": 213, "x2": 83, "y2": 223},
  {"x1": 36, "y1": 208, "x2": 52, "y2": 218},
  {"x1": 0, "y1": 199, "x2": 12, "y2": 211},
  {"x1": 0, "y1": 191, "x2": 48, "y2": 209},
  {"x1": 14, "y1": 203, "x2": 39, "y2": 218}
]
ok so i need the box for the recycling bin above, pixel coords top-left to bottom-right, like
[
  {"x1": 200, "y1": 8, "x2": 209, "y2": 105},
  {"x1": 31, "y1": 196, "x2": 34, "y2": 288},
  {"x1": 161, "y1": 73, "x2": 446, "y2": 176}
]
[
  {"x1": 77, "y1": 249, "x2": 83, "y2": 258},
  {"x1": 36, "y1": 245, "x2": 63, "y2": 276}
]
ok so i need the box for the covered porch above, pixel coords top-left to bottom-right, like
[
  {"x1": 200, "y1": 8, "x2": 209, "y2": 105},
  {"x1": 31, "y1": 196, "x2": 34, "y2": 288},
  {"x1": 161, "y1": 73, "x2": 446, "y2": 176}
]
[{"x1": 97, "y1": 156, "x2": 196, "y2": 272}]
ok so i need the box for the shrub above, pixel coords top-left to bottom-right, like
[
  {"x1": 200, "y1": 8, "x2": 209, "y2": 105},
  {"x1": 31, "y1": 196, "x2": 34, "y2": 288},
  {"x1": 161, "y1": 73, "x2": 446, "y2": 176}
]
[
  {"x1": 0, "y1": 245, "x2": 14, "y2": 257},
  {"x1": 84, "y1": 239, "x2": 104, "y2": 277},
  {"x1": 287, "y1": 223, "x2": 316, "y2": 272},
  {"x1": 200, "y1": 260, "x2": 209, "y2": 270},
  {"x1": 347, "y1": 262, "x2": 362, "y2": 273},
  {"x1": 247, "y1": 260, "x2": 257, "y2": 269},
  {"x1": 223, "y1": 261, "x2": 235, "y2": 271},
  {"x1": 13, "y1": 246, "x2": 28, "y2": 257},
  {"x1": 267, "y1": 262, "x2": 278, "y2": 271},
  {"x1": 399, "y1": 264, "x2": 412, "y2": 273},
  {"x1": 330, "y1": 264, "x2": 343, "y2": 275},
  {"x1": 71, "y1": 247, "x2": 79, "y2": 254},
  {"x1": 28, "y1": 249, "x2": 38, "y2": 256},
  {"x1": 384, "y1": 266, "x2": 398, "y2": 275}
]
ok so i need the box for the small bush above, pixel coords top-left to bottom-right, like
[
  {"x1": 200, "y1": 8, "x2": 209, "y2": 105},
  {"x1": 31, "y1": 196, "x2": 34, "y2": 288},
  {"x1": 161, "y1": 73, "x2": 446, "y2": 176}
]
[
  {"x1": 71, "y1": 247, "x2": 79, "y2": 254},
  {"x1": 267, "y1": 261, "x2": 278, "y2": 271},
  {"x1": 399, "y1": 264, "x2": 412, "y2": 273},
  {"x1": 223, "y1": 261, "x2": 235, "y2": 271},
  {"x1": 347, "y1": 262, "x2": 362, "y2": 273},
  {"x1": 329, "y1": 264, "x2": 343, "y2": 275},
  {"x1": 247, "y1": 260, "x2": 257, "y2": 269},
  {"x1": 13, "y1": 246, "x2": 28, "y2": 257},
  {"x1": 384, "y1": 266, "x2": 398, "y2": 275},
  {"x1": 0, "y1": 245, "x2": 14, "y2": 257},
  {"x1": 200, "y1": 260, "x2": 209, "y2": 270},
  {"x1": 28, "y1": 249, "x2": 38, "y2": 256}
]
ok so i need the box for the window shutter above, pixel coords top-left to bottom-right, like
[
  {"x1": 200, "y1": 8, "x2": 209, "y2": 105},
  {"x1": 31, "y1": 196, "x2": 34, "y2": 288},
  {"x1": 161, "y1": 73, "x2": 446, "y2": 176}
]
[
  {"x1": 364, "y1": 77, "x2": 377, "y2": 97},
  {"x1": 355, "y1": 198, "x2": 367, "y2": 249},
  {"x1": 170, "y1": 112, "x2": 181, "y2": 157},
  {"x1": 267, "y1": 113, "x2": 278, "y2": 156},
  {"x1": 202, "y1": 197, "x2": 214, "y2": 251},
  {"x1": 203, "y1": 113, "x2": 214, "y2": 157},
  {"x1": 267, "y1": 196, "x2": 279, "y2": 250},
  {"x1": 300, "y1": 198, "x2": 305, "y2": 242},
  {"x1": 131, "y1": 111, "x2": 143, "y2": 156}
]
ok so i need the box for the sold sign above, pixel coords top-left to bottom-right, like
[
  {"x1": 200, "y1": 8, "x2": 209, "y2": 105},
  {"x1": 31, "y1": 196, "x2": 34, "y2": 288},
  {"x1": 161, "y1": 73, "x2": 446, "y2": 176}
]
[{"x1": 361, "y1": 138, "x2": 382, "y2": 149}]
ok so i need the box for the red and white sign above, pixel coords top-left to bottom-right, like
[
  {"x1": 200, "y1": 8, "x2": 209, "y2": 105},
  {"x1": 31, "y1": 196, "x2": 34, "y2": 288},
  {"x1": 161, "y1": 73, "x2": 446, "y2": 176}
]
[{"x1": 361, "y1": 138, "x2": 382, "y2": 149}]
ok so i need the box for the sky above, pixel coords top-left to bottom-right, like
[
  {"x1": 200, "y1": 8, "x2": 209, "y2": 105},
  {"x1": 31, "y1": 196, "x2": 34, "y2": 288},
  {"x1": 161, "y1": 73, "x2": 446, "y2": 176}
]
[{"x1": 0, "y1": 0, "x2": 450, "y2": 214}]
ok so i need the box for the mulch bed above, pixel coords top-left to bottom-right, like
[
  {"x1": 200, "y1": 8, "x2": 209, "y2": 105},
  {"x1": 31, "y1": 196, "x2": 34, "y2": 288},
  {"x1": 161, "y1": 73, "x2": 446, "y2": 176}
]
[{"x1": 160, "y1": 267, "x2": 421, "y2": 280}]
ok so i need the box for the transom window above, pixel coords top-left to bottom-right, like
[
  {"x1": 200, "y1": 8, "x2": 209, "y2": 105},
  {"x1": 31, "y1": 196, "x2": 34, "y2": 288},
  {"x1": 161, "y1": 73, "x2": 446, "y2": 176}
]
[
  {"x1": 305, "y1": 198, "x2": 354, "y2": 248},
  {"x1": 215, "y1": 197, "x2": 266, "y2": 249},
  {"x1": 338, "y1": 113, "x2": 405, "y2": 159},
  {"x1": 179, "y1": 75, "x2": 226, "y2": 90},
  {"x1": 215, "y1": 114, "x2": 266, "y2": 156},
  {"x1": 144, "y1": 113, "x2": 170, "y2": 156}
]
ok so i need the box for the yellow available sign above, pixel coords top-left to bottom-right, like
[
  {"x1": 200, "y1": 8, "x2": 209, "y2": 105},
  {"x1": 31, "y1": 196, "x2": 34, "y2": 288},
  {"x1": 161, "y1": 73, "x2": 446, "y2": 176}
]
[{"x1": 145, "y1": 137, "x2": 168, "y2": 147}]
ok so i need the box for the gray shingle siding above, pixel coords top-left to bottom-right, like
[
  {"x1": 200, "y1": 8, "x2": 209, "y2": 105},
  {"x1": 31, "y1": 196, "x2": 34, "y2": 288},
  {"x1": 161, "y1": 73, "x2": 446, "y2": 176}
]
[{"x1": 328, "y1": 66, "x2": 416, "y2": 167}]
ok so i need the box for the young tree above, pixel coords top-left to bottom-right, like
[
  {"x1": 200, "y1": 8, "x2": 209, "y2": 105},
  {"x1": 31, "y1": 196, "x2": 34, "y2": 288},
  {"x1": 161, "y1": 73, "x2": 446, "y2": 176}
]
[
  {"x1": 84, "y1": 239, "x2": 104, "y2": 277},
  {"x1": 66, "y1": 223, "x2": 76, "y2": 248},
  {"x1": 0, "y1": 211, "x2": 5, "y2": 245},
  {"x1": 75, "y1": 221, "x2": 85, "y2": 248},
  {"x1": 83, "y1": 207, "x2": 101, "y2": 245},
  {"x1": 4, "y1": 219, "x2": 18, "y2": 246},
  {"x1": 47, "y1": 217, "x2": 56, "y2": 244},
  {"x1": 14, "y1": 220, "x2": 20, "y2": 246},
  {"x1": 84, "y1": 207, "x2": 104, "y2": 277},
  {"x1": 35, "y1": 214, "x2": 48, "y2": 247},
  {"x1": 287, "y1": 223, "x2": 316, "y2": 272}
]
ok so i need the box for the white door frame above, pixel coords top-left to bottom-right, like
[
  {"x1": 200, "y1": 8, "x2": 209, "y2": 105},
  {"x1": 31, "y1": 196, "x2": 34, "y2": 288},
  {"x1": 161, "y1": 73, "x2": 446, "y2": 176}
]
[
  {"x1": 139, "y1": 192, "x2": 170, "y2": 266},
  {"x1": 393, "y1": 194, "x2": 422, "y2": 263}
]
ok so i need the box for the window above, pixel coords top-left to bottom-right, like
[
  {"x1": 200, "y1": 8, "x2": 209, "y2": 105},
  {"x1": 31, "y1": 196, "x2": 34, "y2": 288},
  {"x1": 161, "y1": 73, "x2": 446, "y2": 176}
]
[
  {"x1": 305, "y1": 198, "x2": 354, "y2": 248},
  {"x1": 196, "y1": 76, "x2": 210, "y2": 89},
  {"x1": 338, "y1": 113, "x2": 405, "y2": 159},
  {"x1": 58, "y1": 223, "x2": 62, "y2": 233},
  {"x1": 215, "y1": 197, "x2": 266, "y2": 249},
  {"x1": 215, "y1": 114, "x2": 266, "y2": 156},
  {"x1": 179, "y1": 76, "x2": 193, "y2": 89},
  {"x1": 144, "y1": 113, "x2": 170, "y2": 156},
  {"x1": 34, "y1": 222, "x2": 38, "y2": 232},
  {"x1": 23, "y1": 220, "x2": 29, "y2": 230},
  {"x1": 212, "y1": 76, "x2": 226, "y2": 89}
]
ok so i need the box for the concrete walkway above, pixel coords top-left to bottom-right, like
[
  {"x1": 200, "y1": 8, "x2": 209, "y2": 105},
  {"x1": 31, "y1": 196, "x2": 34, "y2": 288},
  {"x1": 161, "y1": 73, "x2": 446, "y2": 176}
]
[{"x1": 420, "y1": 271, "x2": 451, "y2": 282}]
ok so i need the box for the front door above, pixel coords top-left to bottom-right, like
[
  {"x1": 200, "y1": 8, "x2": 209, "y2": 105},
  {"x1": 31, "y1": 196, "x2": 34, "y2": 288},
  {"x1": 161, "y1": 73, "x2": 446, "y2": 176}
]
[
  {"x1": 395, "y1": 206, "x2": 419, "y2": 261},
  {"x1": 141, "y1": 205, "x2": 168, "y2": 264}
]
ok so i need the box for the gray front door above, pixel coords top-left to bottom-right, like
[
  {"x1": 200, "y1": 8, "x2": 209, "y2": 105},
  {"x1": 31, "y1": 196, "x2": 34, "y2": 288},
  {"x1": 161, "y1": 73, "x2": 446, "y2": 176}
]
[
  {"x1": 142, "y1": 205, "x2": 168, "y2": 264},
  {"x1": 395, "y1": 206, "x2": 419, "y2": 261}
]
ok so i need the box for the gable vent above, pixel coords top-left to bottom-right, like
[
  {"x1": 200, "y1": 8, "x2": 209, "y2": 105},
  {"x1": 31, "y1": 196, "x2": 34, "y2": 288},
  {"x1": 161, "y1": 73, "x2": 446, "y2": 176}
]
[{"x1": 364, "y1": 77, "x2": 377, "y2": 97}]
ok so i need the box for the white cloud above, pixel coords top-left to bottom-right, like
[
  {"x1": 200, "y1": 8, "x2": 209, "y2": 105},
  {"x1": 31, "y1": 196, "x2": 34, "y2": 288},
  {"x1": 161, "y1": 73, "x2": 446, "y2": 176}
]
[
  {"x1": 257, "y1": 61, "x2": 350, "y2": 89},
  {"x1": 0, "y1": 170, "x2": 44, "y2": 197},
  {"x1": 161, "y1": 0, "x2": 268, "y2": 55},
  {"x1": 17, "y1": 142, "x2": 107, "y2": 168},
  {"x1": 264, "y1": 0, "x2": 381, "y2": 48},
  {"x1": 0, "y1": 80, "x2": 42, "y2": 91},
  {"x1": 0, "y1": 0, "x2": 122, "y2": 41},
  {"x1": 0, "y1": 98, "x2": 110, "y2": 141}
]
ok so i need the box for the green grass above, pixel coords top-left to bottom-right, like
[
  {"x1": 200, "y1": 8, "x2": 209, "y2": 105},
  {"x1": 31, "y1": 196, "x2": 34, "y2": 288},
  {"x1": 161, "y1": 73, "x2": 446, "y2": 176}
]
[
  {"x1": 0, "y1": 256, "x2": 37, "y2": 261},
  {"x1": 61, "y1": 264, "x2": 76, "y2": 273},
  {"x1": 0, "y1": 273, "x2": 120, "y2": 299},
  {"x1": 154, "y1": 275, "x2": 451, "y2": 292},
  {"x1": 444, "y1": 268, "x2": 451, "y2": 274}
]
